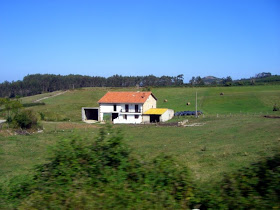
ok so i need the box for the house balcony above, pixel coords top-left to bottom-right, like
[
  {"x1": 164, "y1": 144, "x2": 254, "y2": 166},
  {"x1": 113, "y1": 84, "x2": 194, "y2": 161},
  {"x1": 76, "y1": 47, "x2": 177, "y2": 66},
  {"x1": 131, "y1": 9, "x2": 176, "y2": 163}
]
[{"x1": 119, "y1": 109, "x2": 142, "y2": 114}]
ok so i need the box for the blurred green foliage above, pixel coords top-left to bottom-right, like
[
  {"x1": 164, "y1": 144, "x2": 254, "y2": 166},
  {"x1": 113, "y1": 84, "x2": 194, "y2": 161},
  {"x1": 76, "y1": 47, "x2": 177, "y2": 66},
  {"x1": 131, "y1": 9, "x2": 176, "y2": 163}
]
[
  {"x1": 0, "y1": 125, "x2": 194, "y2": 209},
  {"x1": 0, "y1": 125, "x2": 279, "y2": 209},
  {"x1": 195, "y1": 154, "x2": 280, "y2": 209}
]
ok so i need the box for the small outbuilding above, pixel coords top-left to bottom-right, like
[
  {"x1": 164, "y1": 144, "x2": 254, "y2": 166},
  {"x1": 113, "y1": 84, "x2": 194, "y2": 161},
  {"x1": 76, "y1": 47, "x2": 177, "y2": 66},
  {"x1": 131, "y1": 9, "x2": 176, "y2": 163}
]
[
  {"x1": 143, "y1": 108, "x2": 174, "y2": 123},
  {"x1": 82, "y1": 107, "x2": 99, "y2": 122}
]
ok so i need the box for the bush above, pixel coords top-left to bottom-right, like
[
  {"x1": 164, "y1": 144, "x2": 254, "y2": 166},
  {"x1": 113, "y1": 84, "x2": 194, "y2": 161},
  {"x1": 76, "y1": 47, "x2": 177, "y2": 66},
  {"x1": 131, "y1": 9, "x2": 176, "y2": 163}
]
[
  {"x1": 15, "y1": 125, "x2": 195, "y2": 209},
  {"x1": 196, "y1": 154, "x2": 280, "y2": 209},
  {"x1": 2, "y1": 125, "x2": 279, "y2": 209},
  {"x1": 0, "y1": 175, "x2": 33, "y2": 208},
  {"x1": 6, "y1": 116, "x2": 13, "y2": 124},
  {"x1": 13, "y1": 110, "x2": 38, "y2": 129}
]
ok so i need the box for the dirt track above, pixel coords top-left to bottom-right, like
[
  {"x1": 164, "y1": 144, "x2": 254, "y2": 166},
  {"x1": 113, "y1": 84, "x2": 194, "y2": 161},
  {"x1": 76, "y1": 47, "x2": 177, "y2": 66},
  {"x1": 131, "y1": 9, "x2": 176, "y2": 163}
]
[{"x1": 34, "y1": 91, "x2": 68, "y2": 102}]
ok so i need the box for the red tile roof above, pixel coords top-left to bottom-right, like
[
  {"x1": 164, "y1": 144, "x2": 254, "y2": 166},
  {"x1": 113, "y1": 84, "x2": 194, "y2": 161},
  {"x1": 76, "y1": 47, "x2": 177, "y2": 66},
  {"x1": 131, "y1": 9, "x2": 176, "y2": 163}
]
[{"x1": 98, "y1": 92, "x2": 157, "y2": 104}]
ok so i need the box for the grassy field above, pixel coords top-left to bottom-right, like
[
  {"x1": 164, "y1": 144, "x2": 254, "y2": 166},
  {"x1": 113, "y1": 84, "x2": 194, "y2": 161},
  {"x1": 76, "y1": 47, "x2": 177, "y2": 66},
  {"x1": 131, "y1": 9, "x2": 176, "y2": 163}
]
[
  {"x1": 17, "y1": 85, "x2": 280, "y2": 122},
  {"x1": 154, "y1": 85, "x2": 280, "y2": 114},
  {"x1": 0, "y1": 85, "x2": 280, "y2": 185},
  {"x1": 121, "y1": 115, "x2": 280, "y2": 183}
]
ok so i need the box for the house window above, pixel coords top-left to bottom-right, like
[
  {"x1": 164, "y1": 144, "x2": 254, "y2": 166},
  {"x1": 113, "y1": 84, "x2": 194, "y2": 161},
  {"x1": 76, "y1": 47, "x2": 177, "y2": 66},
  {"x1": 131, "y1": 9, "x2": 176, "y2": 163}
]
[
  {"x1": 125, "y1": 104, "x2": 129, "y2": 112},
  {"x1": 113, "y1": 104, "x2": 117, "y2": 111},
  {"x1": 135, "y1": 115, "x2": 139, "y2": 119},
  {"x1": 135, "y1": 105, "x2": 139, "y2": 113},
  {"x1": 124, "y1": 114, "x2": 127, "y2": 120}
]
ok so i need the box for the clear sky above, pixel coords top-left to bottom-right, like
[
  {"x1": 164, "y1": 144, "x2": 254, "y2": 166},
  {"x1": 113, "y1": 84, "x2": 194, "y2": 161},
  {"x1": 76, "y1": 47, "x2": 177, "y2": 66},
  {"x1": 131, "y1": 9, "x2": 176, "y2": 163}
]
[{"x1": 0, "y1": 0, "x2": 279, "y2": 83}]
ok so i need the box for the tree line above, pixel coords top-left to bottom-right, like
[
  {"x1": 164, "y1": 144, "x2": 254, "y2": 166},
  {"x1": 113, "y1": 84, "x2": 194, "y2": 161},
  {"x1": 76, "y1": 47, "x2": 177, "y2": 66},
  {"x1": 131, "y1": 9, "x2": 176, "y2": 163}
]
[
  {"x1": 0, "y1": 74, "x2": 184, "y2": 98},
  {"x1": 1, "y1": 72, "x2": 279, "y2": 98},
  {"x1": 188, "y1": 72, "x2": 280, "y2": 87}
]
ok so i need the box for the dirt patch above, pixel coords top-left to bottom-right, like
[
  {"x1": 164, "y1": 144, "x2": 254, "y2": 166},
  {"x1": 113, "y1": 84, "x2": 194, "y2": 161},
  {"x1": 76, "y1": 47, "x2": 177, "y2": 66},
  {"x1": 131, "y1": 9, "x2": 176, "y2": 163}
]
[
  {"x1": 155, "y1": 121, "x2": 206, "y2": 127},
  {"x1": 156, "y1": 122, "x2": 179, "y2": 127},
  {"x1": 56, "y1": 122, "x2": 98, "y2": 130},
  {"x1": 264, "y1": 115, "x2": 280, "y2": 119},
  {"x1": 14, "y1": 130, "x2": 31, "y2": 135},
  {"x1": 184, "y1": 123, "x2": 206, "y2": 127},
  {"x1": 0, "y1": 130, "x2": 13, "y2": 137}
]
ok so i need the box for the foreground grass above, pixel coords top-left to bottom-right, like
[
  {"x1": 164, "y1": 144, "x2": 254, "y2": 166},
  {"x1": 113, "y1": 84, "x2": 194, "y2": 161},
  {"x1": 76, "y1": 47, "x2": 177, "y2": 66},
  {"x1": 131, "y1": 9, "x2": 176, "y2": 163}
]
[
  {"x1": 0, "y1": 123, "x2": 99, "y2": 182},
  {"x1": 121, "y1": 115, "x2": 280, "y2": 183},
  {"x1": 1, "y1": 115, "x2": 279, "y2": 185}
]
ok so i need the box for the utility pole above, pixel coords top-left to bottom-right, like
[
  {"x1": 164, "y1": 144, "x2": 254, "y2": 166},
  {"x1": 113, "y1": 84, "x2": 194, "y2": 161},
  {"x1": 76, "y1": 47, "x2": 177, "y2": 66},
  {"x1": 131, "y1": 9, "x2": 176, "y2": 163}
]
[{"x1": 195, "y1": 91, "x2": 198, "y2": 118}]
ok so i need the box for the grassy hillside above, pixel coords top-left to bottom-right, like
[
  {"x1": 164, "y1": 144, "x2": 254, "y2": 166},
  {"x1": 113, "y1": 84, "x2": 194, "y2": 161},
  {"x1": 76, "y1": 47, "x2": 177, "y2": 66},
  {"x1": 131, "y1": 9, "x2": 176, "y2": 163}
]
[
  {"x1": 154, "y1": 85, "x2": 280, "y2": 114},
  {"x1": 0, "y1": 85, "x2": 280, "y2": 185},
  {"x1": 18, "y1": 85, "x2": 280, "y2": 122},
  {"x1": 20, "y1": 88, "x2": 108, "y2": 121}
]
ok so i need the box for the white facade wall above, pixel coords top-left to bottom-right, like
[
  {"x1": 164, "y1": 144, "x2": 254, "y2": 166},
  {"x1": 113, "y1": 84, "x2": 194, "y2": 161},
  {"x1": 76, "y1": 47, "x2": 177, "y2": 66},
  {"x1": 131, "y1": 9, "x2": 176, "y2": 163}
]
[
  {"x1": 99, "y1": 103, "x2": 122, "y2": 113},
  {"x1": 160, "y1": 109, "x2": 174, "y2": 122},
  {"x1": 113, "y1": 114, "x2": 142, "y2": 124},
  {"x1": 99, "y1": 103, "x2": 143, "y2": 123}
]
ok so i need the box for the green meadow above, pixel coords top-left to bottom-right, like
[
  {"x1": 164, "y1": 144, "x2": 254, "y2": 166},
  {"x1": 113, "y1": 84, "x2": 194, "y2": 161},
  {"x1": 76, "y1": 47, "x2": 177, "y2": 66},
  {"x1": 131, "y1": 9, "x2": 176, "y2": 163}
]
[
  {"x1": 18, "y1": 85, "x2": 280, "y2": 122},
  {"x1": 0, "y1": 85, "x2": 280, "y2": 184}
]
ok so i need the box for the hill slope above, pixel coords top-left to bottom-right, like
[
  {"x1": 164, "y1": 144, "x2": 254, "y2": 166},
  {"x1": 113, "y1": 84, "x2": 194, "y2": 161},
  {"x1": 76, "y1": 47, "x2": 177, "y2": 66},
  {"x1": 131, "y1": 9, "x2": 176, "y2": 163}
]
[
  {"x1": 0, "y1": 85, "x2": 280, "y2": 187},
  {"x1": 17, "y1": 85, "x2": 280, "y2": 121}
]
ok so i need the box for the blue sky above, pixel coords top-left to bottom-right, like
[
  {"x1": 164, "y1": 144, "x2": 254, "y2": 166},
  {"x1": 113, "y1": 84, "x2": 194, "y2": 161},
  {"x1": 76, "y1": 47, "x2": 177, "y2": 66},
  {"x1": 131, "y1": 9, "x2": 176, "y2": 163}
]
[{"x1": 0, "y1": 0, "x2": 279, "y2": 83}]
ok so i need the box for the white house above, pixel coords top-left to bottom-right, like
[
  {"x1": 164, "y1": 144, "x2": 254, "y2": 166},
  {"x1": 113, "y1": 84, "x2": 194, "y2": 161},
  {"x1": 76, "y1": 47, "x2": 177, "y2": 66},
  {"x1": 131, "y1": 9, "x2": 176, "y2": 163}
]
[
  {"x1": 98, "y1": 91, "x2": 157, "y2": 124},
  {"x1": 96, "y1": 91, "x2": 175, "y2": 124}
]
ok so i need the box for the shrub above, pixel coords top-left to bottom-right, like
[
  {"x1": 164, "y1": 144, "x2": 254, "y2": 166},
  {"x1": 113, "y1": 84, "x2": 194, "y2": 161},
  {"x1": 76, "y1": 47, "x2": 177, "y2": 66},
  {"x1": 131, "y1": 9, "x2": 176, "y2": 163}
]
[
  {"x1": 2, "y1": 125, "x2": 279, "y2": 209},
  {"x1": 196, "y1": 154, "x2": 280, "y2": 209},
  {"x1": 13, "y1": 110, "x2": 38, "y2": 129},
  {"x1": 16, "y1": 125, "x2": 195, "y2": 209},
  {"x1": 6, "y1": 116, "x2": 13, "y2": 124},
  {"x1": 0, "y1": 175, "x2": 33, "y2": 208}
]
